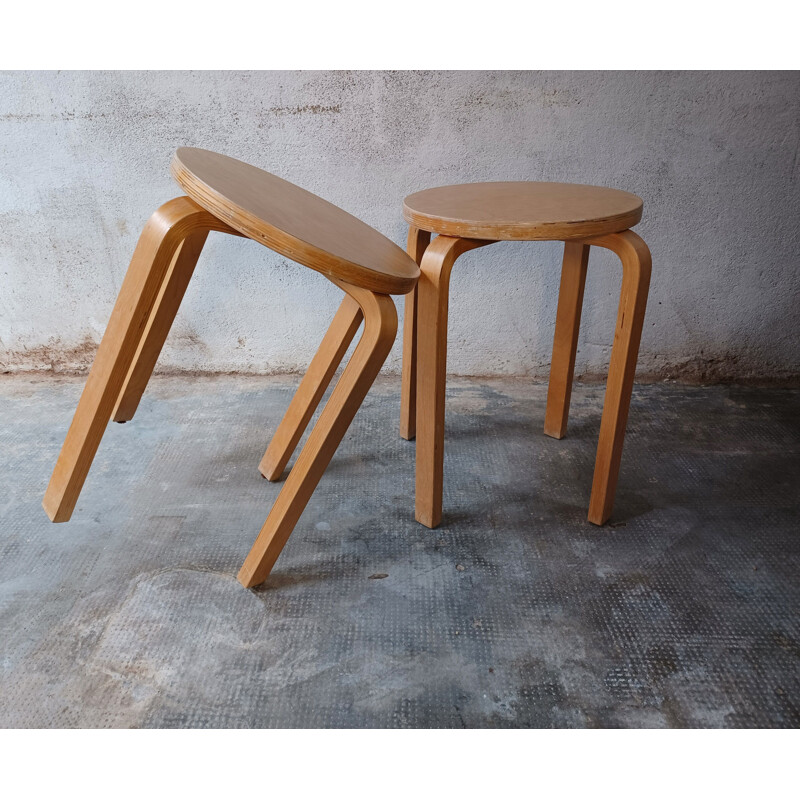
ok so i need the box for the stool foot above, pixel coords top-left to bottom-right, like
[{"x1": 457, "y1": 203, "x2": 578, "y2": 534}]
[
  {"x1": 582, "y1": 230, "x2": 651, "y2": 525},
  {"x1": 399, "y1": 226, "x2": 431, "y2": 441},
  {"x1": 258, "y1": 294, "x2": 363, "y2": 481},
  {"x1": 238, "y1": 280, "x2": 398, "y2": 588},
  {"x1": 42, "y1": 196, "x2": 236, "y2": 523}
]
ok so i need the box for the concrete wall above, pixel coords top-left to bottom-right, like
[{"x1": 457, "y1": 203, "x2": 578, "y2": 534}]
[{"x1": 1, "y1": 71, "x2": 798, "y2": 381}]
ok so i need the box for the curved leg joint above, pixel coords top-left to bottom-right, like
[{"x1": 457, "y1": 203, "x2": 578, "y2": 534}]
[
  {"x1": 42, "y1": 197, "x2": 237, "y2": 523},
  {"x1": 414, "y1": 235, "x2": 494, "y2": 529}
]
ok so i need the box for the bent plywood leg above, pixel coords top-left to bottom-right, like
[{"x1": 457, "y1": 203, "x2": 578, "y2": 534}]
[
  {"x1": 544, "y1": 241, "x2": 590, "y2": 439},
  {"x1": 112, "y1": 230, "x2": 209, "y2": 422},
  {"x1": 238, "y1": 280, "x2": 397, "y2": 588},
  {"x1": 42, "y1": 196, "x2": 236, "y2": 523},
  {"x1": 399, "y1": 226, "x2": 431, "y2": 441},
  {"x1": 258, "y1": 295, "x2": 363, "y2": 481},
  {"x1": 415, "y1": 235, "x2": 494, "y2": 529},
  {"x1": 583, "y1": 230, "x2": 652, "y2": 525}
]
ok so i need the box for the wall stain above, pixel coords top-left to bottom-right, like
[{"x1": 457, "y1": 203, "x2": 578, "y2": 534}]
[
  {"x1": 1, "y1": 336, "x2": 97, "y2": 373},
  {"x1": 266, "y1": 104, "x2": 341, "y2": 116}
]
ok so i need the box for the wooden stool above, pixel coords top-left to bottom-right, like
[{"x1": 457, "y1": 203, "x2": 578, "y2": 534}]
[
  {"x1": 399, "y1": 182, "x2": 651, "y2": 528},
  {"x1": 42, "y1": 148, "x2": 418, "y2": 588}
]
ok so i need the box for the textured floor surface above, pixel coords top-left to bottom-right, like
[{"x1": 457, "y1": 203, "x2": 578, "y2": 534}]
[{"x1": 0, "y1": 374, "x2": 798, "y2": 728}]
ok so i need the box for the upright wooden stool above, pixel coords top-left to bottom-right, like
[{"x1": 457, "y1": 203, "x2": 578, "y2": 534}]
[
  {"x1": 43, "y1": 148, "x2": 418, "y2": 588},
  {"x1": 399, "y1": 182, "x2": 651, "y2": 528}
]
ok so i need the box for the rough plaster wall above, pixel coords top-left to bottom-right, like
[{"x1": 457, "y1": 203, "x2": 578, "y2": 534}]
[{"x1": 1, "y1": 71, "x2": 798, "y2": 380}]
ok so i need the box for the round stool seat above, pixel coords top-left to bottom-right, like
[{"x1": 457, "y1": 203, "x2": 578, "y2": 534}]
[
  {"x1": 172, "y1": 148, "x2": 418, "y2": 295},
  {"x1": 403, "y1": 181, "x2": 643, "y2": 241}
]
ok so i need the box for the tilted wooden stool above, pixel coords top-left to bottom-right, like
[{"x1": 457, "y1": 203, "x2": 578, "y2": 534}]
[
  {"x1": 43, "y1": 148, "x2": 418, "y2": 588},
  {"x1": 399, "y1": 182, "x2": 651, "y2": 528}
]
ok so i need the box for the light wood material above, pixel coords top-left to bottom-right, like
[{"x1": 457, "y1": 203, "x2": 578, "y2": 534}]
[
  {"x1": 258, "y1": 295, "x2": 363, "y2": 481},
  {"x1": 172, "y1": 148, "x2": 418, "y2": 295},
  {"x1": 114, "y1": 222, "x2": 247, "y2": 422},
  {"x1": 404, "y1": 182, "x2": 642, "y2": 241},
  {"x1": 582, "y1": 231, "x2": 651, "y2": 525},
  {"x1": 112, "y1": 230, "x2": 208, "y2": 422},
  {"x1": 43, "y1": 197, "x2": 237, "y2": 523},
  {"x1": 402, "y1": 181, "x2": 649, "y2": 528},
  {"x1": 399, "y1": 226, "x2": 431, "y2": 441},
  {"x1": 414, "y1": 235, "x2": 495, "y2": 529},
  {"x1": 238, "y1": 280, "x2": 398, "y2": 588},
  {"x1": 45, "y1": 148, "x2": 419, "y2": 592},
  {"x1": 544, "y1": 241, "x2": 590, "y2": 439}
]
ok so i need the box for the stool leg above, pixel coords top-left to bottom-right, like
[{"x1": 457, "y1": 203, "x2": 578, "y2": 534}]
[
  {"x1": 258, "y1": 295, "x2": 363, "y2": 481},
  {"x1": 112, "y1": 230, "x2": 209, "y2": 422},
  {"x1": 544, "y1": 241, "x2": 590, "y2": 439},
  {"x1": 399, "y1": 226, "x2": 431, "y2": 440},
  {"x1": 42, "y1": 197, "x2": 234, "y2": 523},
  {"x1": 238, "y1": 281, "x2": 397, "y2": 588},
  {"x1": 583, "y1": 230, "x2": 652, "y2": 525},
  {"x1": 415, "y1": 236, "x2": 494, "y2": 529}
]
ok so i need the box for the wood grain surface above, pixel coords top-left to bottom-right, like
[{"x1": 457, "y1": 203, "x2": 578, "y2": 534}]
[
  {"x1": 172, "y1": 148, "x2": 419, "y2": 295},
  {"x1": 403, "y1": 181, "x2": 642, "y2": 240}
]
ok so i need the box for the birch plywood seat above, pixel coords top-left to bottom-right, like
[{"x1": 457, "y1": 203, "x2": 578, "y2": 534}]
[
  {"x1": 403, "y1": 181, "x2": 643, "y2": 241},
  {"x1": 172, "y1": 148, "x2": 418, "y2": 295},
  {"x1": 43, "y1": 148, "x2": 419, "y2": 589},
  {"x1": 399, "y1": 181, "x2": 651, "y2": 528}
]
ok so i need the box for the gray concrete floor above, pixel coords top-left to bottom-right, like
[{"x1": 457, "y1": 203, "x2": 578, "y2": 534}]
[{"x1": 0, "y1": 374, "x2": 798, "y2": 728}]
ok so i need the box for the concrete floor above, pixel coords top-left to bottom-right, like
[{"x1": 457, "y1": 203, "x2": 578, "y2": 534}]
[{"x1": 0, "y1": 374, "x2": 798, "y2": 728}]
